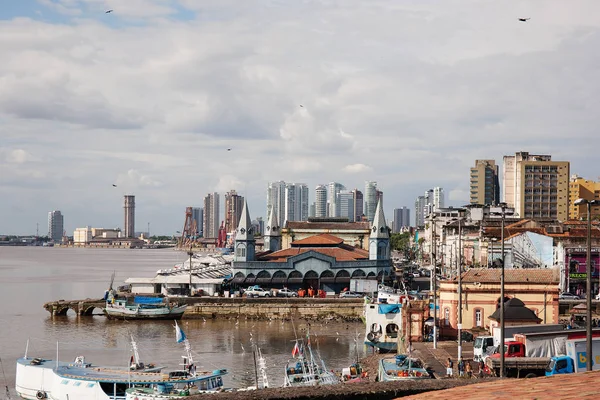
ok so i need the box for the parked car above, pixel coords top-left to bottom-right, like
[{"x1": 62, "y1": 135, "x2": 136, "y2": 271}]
[
  {"x1": 340, "y1": 291, "x2": 363, "y2": 298},
  {"x1": 276, "y1": 288, "x2": 298, "y2": 297},
  {"x1": 559, "y1": 292, "x2": 581, "y2": 300},
  {"x1": 245, "y1": 286, "x2": 272, "y2": 298}
]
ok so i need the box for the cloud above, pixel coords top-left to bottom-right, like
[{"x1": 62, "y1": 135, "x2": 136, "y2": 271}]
[
  {"x1": 3, "y1": 0, "x2": 600, "y2": 234},
  {"x1": 343, "y1": 163, "x2": 372, "y2": 173}
]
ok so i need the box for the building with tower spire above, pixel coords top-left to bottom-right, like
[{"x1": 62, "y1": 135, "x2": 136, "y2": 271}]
[
  {"x1": 232, "y1": 202, "x2": 391, "y2": 293},
  {"x1": 264, "y1": 208, "x2": 281, "y2": 252},
  {"x1": 234, "y1": 200, "x2": 255, "y2": 262},
  {"x1": 369, "y1": 199, "x2": 390, "y2": 261}
]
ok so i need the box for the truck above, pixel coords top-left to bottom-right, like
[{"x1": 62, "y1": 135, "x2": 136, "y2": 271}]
[
  {"x1": 485, "y1": 329, "x2": 600, "y2": 377},
  {"x1": 474, "y1": 324, "x2": 565, "y2": 362},
  {"x1": 546, "y1": 338, "x2": 600, "y2": 376}
]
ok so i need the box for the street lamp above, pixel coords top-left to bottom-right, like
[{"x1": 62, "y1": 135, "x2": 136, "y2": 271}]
[
  {"x1": 574, "y1": 198, "x2": 599, "y2": 372},
  {"x1": 491, "y1": 203, "x2": 514, "y2": 378},
  {"x1": 448, "y1": 213, "x2": 465, "y2": 361}
]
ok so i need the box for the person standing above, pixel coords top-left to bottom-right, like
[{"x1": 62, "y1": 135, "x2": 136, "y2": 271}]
[
  {"x1": 446, "y1": 358, "x2": 454, "y2": 377},
  {"x1": 458, "y1": 358, "x2": 465, "y2": 377},
  {"x1": 465, "y1": 360, "x2": 472, "y2": 378}
]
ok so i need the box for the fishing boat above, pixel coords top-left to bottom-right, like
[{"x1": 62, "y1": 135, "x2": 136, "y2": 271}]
[
  {"x1": 125, "y1": 322, "x2": 227, "y2": 399},
  {"x1": 283, "y1": 331, "x2": 340, "y2": 387},
  {"x1": 15, "y1": 324, "x2": 227, "y2": 400},
  {"x1": 377, "y1": 355, "x2": 431, "y2": 381},
  {"x1": 104, "y1": 293, "x2": 187, "y2": 320}
]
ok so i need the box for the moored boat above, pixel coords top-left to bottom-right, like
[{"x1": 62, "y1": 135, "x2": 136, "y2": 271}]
[
  {"x1": 104, "y1": 293, "x2": 187, "y2": 320},
  {"x1": 15, "y1": 324, "x2": 227, "y2": 400},
  {"x1": 283, "y1": 332, "x2": 340, "y2": 387},
  {"x1": 363, "y1": 301, "x2": 403, "y2": 352},
  {"x1": 377, "y1": 355, "x2": 431, "y2": 381}
]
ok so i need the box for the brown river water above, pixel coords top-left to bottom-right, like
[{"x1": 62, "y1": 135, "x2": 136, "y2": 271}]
[{"x1": 0, "y1": 247, "x2": 366, "y2": 398}]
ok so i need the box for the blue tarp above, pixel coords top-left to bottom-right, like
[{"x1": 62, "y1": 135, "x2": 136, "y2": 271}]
[
  {"x1": 378, "y1": 304, "x2": 401, "y2": 314},
  {"x1": 134, "y1": 296, "x2": 163, "y2": 304}
]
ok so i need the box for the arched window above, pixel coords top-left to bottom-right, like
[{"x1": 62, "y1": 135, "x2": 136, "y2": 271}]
[{"x1": 385, "y1": 323, "x2": 399, "y2": 338}]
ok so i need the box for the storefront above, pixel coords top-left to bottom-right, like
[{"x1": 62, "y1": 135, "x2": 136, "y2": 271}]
[{"x1": 566, "y1": 247, "x2": 600, "y2": 296}]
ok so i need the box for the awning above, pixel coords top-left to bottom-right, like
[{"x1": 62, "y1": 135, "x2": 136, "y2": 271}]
[
  {"x1": 320, "y1": 277, "x2": 335, "y2": 283},
  {"x1": 255, "y1": 278, "x2": 271, "y2": 284},
  {"x1": 378, "y1": 304, "x2": 401, "y2": 314},
  {"x1": 288, "y1": 278, "x2": 303, "y2": 284},
  {"x1": 232, "y1": 277, "x2": 246, "y2": 284},
  {"x1": 335, "y1": 276, "x2": 351, "y2": 283},
  {"x1": 271, "y1": 278, "x2": 287, "y2": 284},
  {"x1": 244, "y1": 277, "x2": 256, "y2": 285}
]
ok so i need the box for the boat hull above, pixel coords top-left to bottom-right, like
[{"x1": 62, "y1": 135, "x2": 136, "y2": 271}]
[{"x1": 104, "y1": 304, "x2": 187, "y2": 320}]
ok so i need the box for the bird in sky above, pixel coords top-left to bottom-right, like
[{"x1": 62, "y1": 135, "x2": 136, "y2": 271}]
[
  {"x1": 112, "y1": 184, "x2": 117, "y2": 187},
  {"x1": 518, "y1": 18, "x2": 530, "y2": 22},
  {"x1": 299, "y1": 105, "x2": 304, "y2": 108},
  {"x1": 105, "y1": 9, "x2": 114, "y2": 14},
  {"x1": 227, "y1": 148, "x2": 232, "y2": 151}
]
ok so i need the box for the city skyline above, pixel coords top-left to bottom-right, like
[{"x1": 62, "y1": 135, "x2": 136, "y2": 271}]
[{"x1": 2, "y1": 2, "x2": 600, "y2": 235}]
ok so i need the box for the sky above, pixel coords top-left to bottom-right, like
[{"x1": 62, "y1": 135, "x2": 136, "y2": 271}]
[{"x1": 2, "y1": 0, "x2": 600, "y2": 236}]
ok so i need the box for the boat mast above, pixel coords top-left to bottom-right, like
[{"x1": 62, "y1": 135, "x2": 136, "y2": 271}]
[{"x1": 130, "y1": 334, "x2": 141, "y2": 368}]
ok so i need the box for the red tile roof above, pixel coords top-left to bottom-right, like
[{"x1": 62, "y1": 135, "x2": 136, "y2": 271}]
[
  {"x1": 258, "y1": 246, "x2": 369, "y2": 262},
  {"x1": 454, "y1": 268, "x2": 559, "y2": 284},
  {"x1": 291, "y1": 233, "x2": 344, "y2": 246},
  {"x1": 403, "y1": 370, "x2": 600, "y2": 400}
]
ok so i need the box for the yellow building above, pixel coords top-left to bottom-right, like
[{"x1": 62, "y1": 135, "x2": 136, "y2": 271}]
[
  {"x1": 438, "y1": 268, "x2": 559, "y2": 336},
  {"x1": 503, "y1": 152, "x2": 570, "y2": 220},
  {"x1": 568, "y1": 175, "x2": 600, "y2": 219}
]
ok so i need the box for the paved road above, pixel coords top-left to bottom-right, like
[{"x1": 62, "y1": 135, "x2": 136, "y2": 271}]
[{"x1": 412, "y1": 340, "x2": 474, "y2": 378}]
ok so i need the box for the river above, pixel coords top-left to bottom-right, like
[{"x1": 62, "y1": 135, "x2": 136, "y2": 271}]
[{"x1": 0, "y1": 247, "x2": 366, "y2": 398}]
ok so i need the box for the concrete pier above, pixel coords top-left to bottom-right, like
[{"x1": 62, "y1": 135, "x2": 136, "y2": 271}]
[{"x1": 42, "y1": 297, "x2": 365, "y2": 320}]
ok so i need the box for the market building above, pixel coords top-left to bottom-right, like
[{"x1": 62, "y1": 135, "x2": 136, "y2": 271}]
[{"x1": 232, "y1": 200, "x2": 391, "y2": 292}]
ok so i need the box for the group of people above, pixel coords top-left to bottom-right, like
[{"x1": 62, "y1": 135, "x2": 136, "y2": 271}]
[{"x1": 446, "y1": 358, "x2": 485, "y2": 378}]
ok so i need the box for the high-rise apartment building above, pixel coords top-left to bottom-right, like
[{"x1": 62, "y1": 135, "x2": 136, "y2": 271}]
[
  {"x1": 285, "y1": 183, "x2": 309, "y2": 223},
  {"x1": 392, "y1": 207, "x2": 410, "y2": 233},
  {"x1": 225, "y1": 190, "x2": 245, "y2": 233},
  {"x1": 503, "y1": 151, "x2": 570, "y2": 220},
  {"x1": 414, "y1": 195, "x2": 426, "y2": 228},
  {"x1": 470, "y1": 160, "x2": 500, "y2": 205},
  {"x1": 337, "y1": 190, "x2": 354, "y2": 220},
  {"x1": 48, "y1": 210, "x2": 64, "y2": 242},
  {"x1": 315, "y1": 185, "x2": 327, "y2": 217},
  {"x1": 569, "y1": 175, "x2": 600, "y2": 220},
  {"x1": 203, "y1": 192, "x2": 220, "y2": 238},
  {"x1": 352, "y1": 189, "x2": 364, "y2": 222},
  {"x1": 328, "y1": 182, "x2": 346, "y2": 217},
  {"x1": 309, "y1": 203, "x2": 316, "y2": 218},
  {"x1": 267, "y1": 181, "x2": 286, "y2": 228},
  {"x1": 432, "y1": 187, "x2": 444, "y2": 209},
  {"x1": 191, "y1": 207, "x2": 203, "y2": 236},
  {"x1": 123, "y1": 195, "x2": 135, "y2": 238},
  {"x1": 365, "y1": 181, "x2": 378, "y2": 221}
]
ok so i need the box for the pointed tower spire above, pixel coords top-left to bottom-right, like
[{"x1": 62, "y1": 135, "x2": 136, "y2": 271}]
[
  {"x1": 234, "y1": 200, "x2": 255, "y2": 262},
  {"x1": 264, "y1": 208, "x2": 281, "y2": 252},
  {"x1": 236, "y1": 200, "x2": 253, "y2": 241},
  {"x1": 370, "y1": 199, "x2": 389, "y2": 239},
  {"x1": 369, "y1": 199, "x2": 390, "y2": 261}
]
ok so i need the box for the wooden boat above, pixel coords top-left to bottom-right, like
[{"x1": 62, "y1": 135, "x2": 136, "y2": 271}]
[
  {"x1": 104, "y1": 294, "x2": 187, "y2": 320},
  {"x1": 377, "y1": 355, "x2": 431, "y2": 381}
]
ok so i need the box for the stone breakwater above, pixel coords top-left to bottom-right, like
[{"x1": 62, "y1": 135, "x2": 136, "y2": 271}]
[{"x1": 181, "y1": 297, "x2": 365, "y2": 321}]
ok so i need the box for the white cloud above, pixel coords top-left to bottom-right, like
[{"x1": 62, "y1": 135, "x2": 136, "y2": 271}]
[
  {"x1": 343, "y1": 163, "x2": 372, "y2": 174},
  {"x1": 3, "y1": 0, "x2": 600, "y2": 234}
]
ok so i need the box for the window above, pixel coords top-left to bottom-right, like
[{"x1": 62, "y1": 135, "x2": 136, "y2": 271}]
[
  {"x1": 474, "y1": 309, "x2": 483, "y2": 327},
  {"x1": 444, "y1": 308, "x2": 450, "y2": 326}
]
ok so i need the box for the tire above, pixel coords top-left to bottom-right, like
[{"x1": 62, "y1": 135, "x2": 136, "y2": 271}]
[
  {"x1": 264, "y1": 294, "x2": 270, "y2": 297},
  {"x1": 36, "y1": 391, "x2": 47, "y2": 400},
  {"x1": 525, "y1": 373, "x2": 538, "y2": 379},
  {"x1": 292, "y1": 294, "x2": 297, "y2": 297}
]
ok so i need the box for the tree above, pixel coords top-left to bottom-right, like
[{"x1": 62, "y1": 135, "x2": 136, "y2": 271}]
[{"x1": 390, "y1": 232, "x2": 411, "y2": 252}]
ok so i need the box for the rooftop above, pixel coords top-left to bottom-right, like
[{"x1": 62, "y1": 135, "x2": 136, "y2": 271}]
[{"x1": 452, "y1": 268, "x2": 559, "y2": 285}]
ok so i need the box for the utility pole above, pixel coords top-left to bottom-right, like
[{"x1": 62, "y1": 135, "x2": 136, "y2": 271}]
[
  {"x1": 457, "y1": 216, "x2": 463, "y2": 362},
  {"x1": 431, "y1": 213, "x2": 438, "y2": 349}
]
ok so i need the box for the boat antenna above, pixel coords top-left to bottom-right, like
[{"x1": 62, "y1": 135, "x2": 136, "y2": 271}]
[
  {"x1": 130, "y1": 334, "x2": 141, "y2": 369},
  {"x1": 24, "y1": 339, "x2": 29, "y2": 359}
]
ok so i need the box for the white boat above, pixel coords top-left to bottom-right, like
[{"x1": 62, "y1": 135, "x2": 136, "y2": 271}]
[
  {"x1": 104, "y1": 294, "x2": 187, "y2": 320},
  {"x1": 363, "y1": 299, "x2": 403, "y2": 352},
  {"x1": 283, "y1": 332, "x2": 340, "y2": 387},
  {"x1": 15, "y1": 324, "x2": 227, "y2": 400}
]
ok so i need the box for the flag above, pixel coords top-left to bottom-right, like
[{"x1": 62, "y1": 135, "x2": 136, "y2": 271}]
[
  {"x1": 292, "y1": 342, "x2": 300, "y2": 357},
  {"x1": 175, "y1": 321, "x2": 186, "y2": 343}
]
